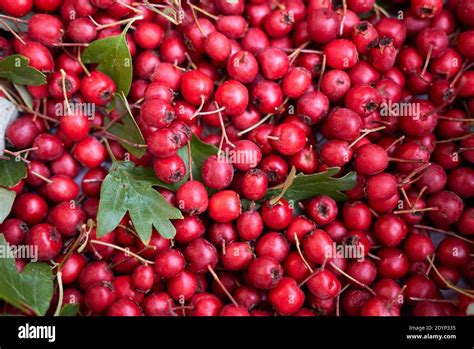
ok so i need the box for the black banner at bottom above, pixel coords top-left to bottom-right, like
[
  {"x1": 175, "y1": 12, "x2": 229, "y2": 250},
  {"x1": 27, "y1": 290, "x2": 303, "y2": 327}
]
[{"x1": 0, "y1": 316, "x2": 471, "y2": 348}]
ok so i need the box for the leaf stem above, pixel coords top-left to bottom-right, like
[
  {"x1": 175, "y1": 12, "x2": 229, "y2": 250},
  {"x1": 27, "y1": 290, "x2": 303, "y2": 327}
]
[
  {"x1": 329, "y1": 261, "x2": 376, "y2": 295},
  {"x1": 53, "y1": 271, "x2": 64, "y2": 316},
  {"x1": 270, "y1": 166, "x2": 296, "y2": 205},
  {"x1": 414, "y1": 225, "x2": 474, "y2": 244},
  {"x1": 207, "y1": 265, "x2": 238, "y2": 307},
  {"x1": 90, "y1": 239, "x2": 155, "y2": 265},
  {"x1": 425, "y1": 256, "x2": 474, "y2": 298}
]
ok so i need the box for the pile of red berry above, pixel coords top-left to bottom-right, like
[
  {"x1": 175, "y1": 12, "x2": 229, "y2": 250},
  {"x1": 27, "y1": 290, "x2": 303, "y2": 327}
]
[{"x1": 0, "y1": 0, "x2": 473, "y2": 317}]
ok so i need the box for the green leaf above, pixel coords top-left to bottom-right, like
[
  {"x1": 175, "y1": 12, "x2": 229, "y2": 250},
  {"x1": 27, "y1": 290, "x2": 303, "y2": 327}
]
[
  {"x1": 0, "y1": 236, "x2": 54, "y2": 316},
  {"x1": 265, "y1": 168, "x2": 357, "y2": 202},
  {"x1": 106, "y1": 93, "x2": 146, "y2": 158},
  {"x1": 59, "y1": 304, "x2": 79, "y2": 317},
  {"x1": 97, "y1": 161, "x2": 183, "y2": 243},
  {"x1": 0, "y1": 55, "x2": 46, "y2": 86},
  {"x1": 152, "y1": 145, "x2": 189, "y2": 192},
  {"x1": 0, "y1": 13, "x2": 32, "y2": 33},
  {"x1": 153, "y1": 135, "x2": 218, "y2": 192},
  {"x1": 13, "y1": 83, "x2": 33, "y2": 110},
  {"x1": 0, "y1": 188, "x2": 15, "y2": 223},
  {"x1": 189, "y1": 134, "x2": 218, "y2": 182},
  {"x1": 0, "y1": 156, "x2": 27, "y2": 187},
  {"x1": 82, "y1": 33, "x2": 132, "y2": 95}
]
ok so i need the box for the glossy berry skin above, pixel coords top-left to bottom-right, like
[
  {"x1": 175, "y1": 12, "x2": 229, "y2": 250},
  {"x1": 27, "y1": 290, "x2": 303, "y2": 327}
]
[
  {"x1": 307, "y1": 270, "x2": 341, "y2": 300},
  {"x1": 324, "y1": 39, "x2": 358, "y2": 70},
  {"x1": 411, "y1": 0, "x2": 443, "y2": 18},
  {"x1": 231, "y1": 140, "x2": 262, "y2": 171},
  {"x1": 173, "y1": 215, "x2": 205, "y2": 244},
  {"x1": 59, "y1": 253, "x2": 87, "y2": 285},
  {"x1": 221, "y1": 242, "x2": 253, "y2": 271},
  {"x1": 248, "y1": 256, "x2": 284, "y2": 290},
  {"x1": 59, "y1": 112, "x2": 90, "y2": 142},
  {"x1": 181, "y1": 70, "x2": 214, "y2": 106},
  {"x1": 190, "y1": 293, "x2": 223, "y2": 316},
  {"x1": 436, "y1": 237, "x2": 470, "y2": 267},
  {"x1": 373, "y1": 214, "x2": 408, "y2": 247},
  {"x1": 261, "y1": 199, "x2": 293, "y2": 230},
  {"x1": 326, "y1": 107, "x2": 362, "y2": 141},
  {"x1": 48, "y1": 202, "x2": 86, "y2": 237},
  {"x1": 176, "y1": 180, "x2": 209, "y2": 215},
  {"x1": 184, "y1": 238, "x2": 218, "y2": 273},
  {"x1": 269, "y1": 277, "x2": 305, "y2": 315},
  {"x1": 227, "y1": 51, "x2": 259, "y2": 83},
  {"x1": 404, "y1": 234, "x2": 435, "y2": 262},
  {"x1": 215, "y1": 80, "x2": 249, "y2": 115},
  {"x1": 236, "y1": 211, "x2": 264, "y2": 241},
  {"x1": 25, "y1": 223, "x2": 62, "y2": 261},
  {"x1": 45, "y1": 175, "x2": 79, "y2": 203},
  {"x1": 147, "y1": 128, "x2": 181, "y2": 158},
  {"x1": 270, "y1": 123, "x2": 306, "y2": 156},
  {"x1": 354, "y1": 144, "x2": 389, "y2": 175},
  {"x1": 306, "y1": 195, "x2": 338, "y2": 226},
  {"x1": 426, "y1": 191, "x2": 464, "y2": 228},
  {"x1": 73, "y1": 137, "x2": 107, "y2": 168},
  {"x1": 142, "y1": 292, "x2": 174, "y2": 316},
  {"x1": 140, "y1": 98, "x2": 175, "y2": 129},
  {"x1": 29, "y1": 14, "x2": 64, "y2": 47},
  {"x1": 258, "y1": 47, "x2": 290, "y2": 80},
  {"x1": 80, "y1": 71, "x2": 116, "y2": 106},
  {"x1": 302, "y1": 229, "x2": 334, "y2": 265},
  {"x1": 255, "y1": 232, "x2": 289, "y2": 262},
  {"x1": 67, "y1": 18, "x2": 97, "y2": 43},
  {"x1": 201, "y1": 155, "x2": 234, "y2": 190},
  {"x1": 32, "y1": 134, "x2": 64, "y2": 161},
  {"x1": 6, "y1": 117, "x2": 40, "y2": 149},
  {"x1": 307, "y1": 9, "x2": 339, "y2": 44},
  {"x1": 17, "y1": 42, "x2": 55, "y2": 73},
  {"x1": 154, "y1": 249, "x2": 185, "y2": 278},
  {"x1": 376, "y1": 248, "x2": 409, "y2": 279},
  {"x1": 133, "y1": 22, "x2": 164, "y2": 50},
  {"x1": 166, "y1": 270, "x2": 198, "y2": 301},
  {"x1": 208, "y1": 190, "x2": 241, "y2": 223},
  {"x1": 345, "y1": 85, "x2": 380, "y2": 117},
  {"x1": 369, "y1": 37, "x2": 398, "y2": 72},
  {"x1": 204, "y1": 32, "x2": 231, "y2": 62},
  {"x1": 0, "y1": 219, "x2": 28, "y2": 245},
  {"x1": 153, "y1": 155, "x2": 186, "y2": 184},
  {"x1": 85, "y1": 281, "x2": 116, "y2": 313},
  {"x1": 107, "y1": 299, "x2": 143, "y2": 316},
  {"x1": 219, "y1": 304, "x2": 250, "y2": 316},
  {"x1": 1, "y1": 0, "x2": 33, "y2": 16},
  {"x1": 12, "y1": 193, "x2": 48, "y2": 225},
  {"x1": 251, "y1": 80, "x2": 284, "y2": 114},
  {"x1": 132, "y1": 265, "x2": 154, "y2": 293}
]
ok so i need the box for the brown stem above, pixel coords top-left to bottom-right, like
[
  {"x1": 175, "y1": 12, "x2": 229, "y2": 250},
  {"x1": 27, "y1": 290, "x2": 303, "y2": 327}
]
[
  {"x1": 426, "y1": 256, "x2": 474, "y2": 298},
  {"x1": 90, "y1": 240, "x2": 154, "y2": 265},
  {"x1": 414, "y1": 225, "x2": 474, "y2": 244},
  {"x1": 329, "y1": 262, "x2": 376, "y2": 295},
  {"x1": 237, "y1": 113, "x2": 274, "y2": 136},
  {"x1": 420, "y1": 44, "x2": 433, "y2": 77},
  {"x1": 317, "y1": 54, "x2": 327, "y2": 91},
  {"x1": 295, "y1": 233, "x2": 314, "y2": 274},
  {"x1": 207, "y1": 265, "x2": 238, "y2": 306}
]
